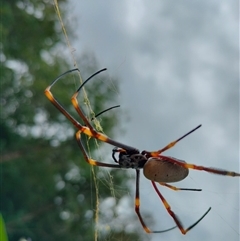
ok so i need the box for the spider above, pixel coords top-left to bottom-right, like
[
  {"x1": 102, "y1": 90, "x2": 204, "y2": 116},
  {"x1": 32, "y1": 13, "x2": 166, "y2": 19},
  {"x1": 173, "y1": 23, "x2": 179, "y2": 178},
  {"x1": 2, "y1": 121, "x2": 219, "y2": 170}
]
[{"x1": 45, "y1": 68, "x2": 240, "y2": 235}]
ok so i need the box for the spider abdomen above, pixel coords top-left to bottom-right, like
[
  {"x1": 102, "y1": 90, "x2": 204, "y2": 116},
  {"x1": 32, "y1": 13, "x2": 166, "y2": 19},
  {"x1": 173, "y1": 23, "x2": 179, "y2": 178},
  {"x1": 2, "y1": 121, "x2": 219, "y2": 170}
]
[{"x1": 143, "y1": 157, "x2": 189, "y2": 183}]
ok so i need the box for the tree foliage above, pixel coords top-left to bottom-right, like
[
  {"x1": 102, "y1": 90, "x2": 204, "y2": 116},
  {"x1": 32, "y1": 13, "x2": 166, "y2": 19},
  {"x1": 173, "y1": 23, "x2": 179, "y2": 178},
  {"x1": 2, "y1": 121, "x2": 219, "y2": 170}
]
[{"x1": 1, "y1": 1, "x2": 143, "y2": 240}]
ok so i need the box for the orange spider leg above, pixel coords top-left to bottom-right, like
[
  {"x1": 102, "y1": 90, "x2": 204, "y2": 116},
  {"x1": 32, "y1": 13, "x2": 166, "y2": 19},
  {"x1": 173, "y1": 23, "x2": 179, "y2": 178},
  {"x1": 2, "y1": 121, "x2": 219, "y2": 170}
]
[
  {"x1": 148, "y1": 125, "x2": 202, "y2": 157},
  {"x1": 152, "y1": 181, "x2": 211, "y2": 235},
  {"x1": 71, "y1": 69, "x2": 106, "y2": 133},
  {"x1": 45, "y1": 69, "x2": 137, "y2": 168},
  {"x1": 75, "y1": 129, "x2": 121, "y2": 168},
  {"x1": 134, "y1": 170, "x2": 176, "y2": 233},
  {"x1": 160, "y1": 156, "x2": 240, "y2": 177},
  {"x1": 69, "y1": 69, "x2": 139, "y2": 151},
  {"x1": 44, "y1": 69, "x2": 84, "y2": 131}
]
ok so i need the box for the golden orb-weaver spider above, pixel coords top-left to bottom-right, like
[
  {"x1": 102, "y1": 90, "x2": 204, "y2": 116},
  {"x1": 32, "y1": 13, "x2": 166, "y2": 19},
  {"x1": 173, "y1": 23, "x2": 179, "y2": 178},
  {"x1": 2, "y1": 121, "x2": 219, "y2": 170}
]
[{"x1": 45, "y1": 68, "x2": 240, "y2": 235}]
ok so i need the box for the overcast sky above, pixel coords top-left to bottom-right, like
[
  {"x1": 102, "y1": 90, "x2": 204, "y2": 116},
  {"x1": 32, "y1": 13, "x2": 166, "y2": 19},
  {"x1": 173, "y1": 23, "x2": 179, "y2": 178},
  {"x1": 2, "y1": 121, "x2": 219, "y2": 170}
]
[{"x1": 65, "y1": 1, "x2": 239, "y2": 240}]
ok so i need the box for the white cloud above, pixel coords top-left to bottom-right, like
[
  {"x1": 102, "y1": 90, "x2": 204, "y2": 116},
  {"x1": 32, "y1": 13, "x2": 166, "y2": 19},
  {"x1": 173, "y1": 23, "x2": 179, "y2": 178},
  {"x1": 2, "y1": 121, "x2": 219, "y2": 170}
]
[{"x1": 66, "y1": 1, "x2": 239, "y2": 240}]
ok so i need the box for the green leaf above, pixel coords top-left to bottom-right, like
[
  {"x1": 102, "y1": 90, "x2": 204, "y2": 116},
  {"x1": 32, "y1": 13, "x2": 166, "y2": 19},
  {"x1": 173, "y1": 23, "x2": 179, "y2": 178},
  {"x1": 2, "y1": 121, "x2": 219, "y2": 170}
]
[{"x1": 0, "y1": 214, "x2": 8, "y2": 241}]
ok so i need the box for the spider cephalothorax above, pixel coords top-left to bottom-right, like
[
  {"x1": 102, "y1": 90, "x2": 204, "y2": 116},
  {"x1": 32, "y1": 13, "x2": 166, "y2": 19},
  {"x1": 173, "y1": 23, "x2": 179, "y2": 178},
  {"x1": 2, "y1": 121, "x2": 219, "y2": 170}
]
[{"x1": 112, "y1": 147, "x2": 147, "y2": 169}]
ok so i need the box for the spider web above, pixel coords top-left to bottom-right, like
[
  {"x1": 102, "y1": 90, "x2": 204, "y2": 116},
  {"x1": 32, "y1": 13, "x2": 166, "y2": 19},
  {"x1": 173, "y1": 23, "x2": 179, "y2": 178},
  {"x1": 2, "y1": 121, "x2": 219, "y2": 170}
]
[{"x1": 52, "y1": 1, "x2": 131, "y2": 240}]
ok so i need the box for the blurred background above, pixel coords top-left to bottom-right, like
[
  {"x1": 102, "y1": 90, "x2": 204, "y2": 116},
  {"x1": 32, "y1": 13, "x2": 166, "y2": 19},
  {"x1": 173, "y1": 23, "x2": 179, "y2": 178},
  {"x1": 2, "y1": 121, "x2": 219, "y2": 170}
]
[{"x1": 1, "y1": 0, "x2": 239, "y2": 241}]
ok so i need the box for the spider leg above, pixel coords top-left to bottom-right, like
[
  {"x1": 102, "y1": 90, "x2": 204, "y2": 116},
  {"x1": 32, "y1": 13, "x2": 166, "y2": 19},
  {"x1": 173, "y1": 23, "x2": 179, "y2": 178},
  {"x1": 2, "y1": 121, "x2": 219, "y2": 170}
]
[
  {"x1": 45, "y1": 69, "x2": 138, "y2": 152},
  {"x1": 134, "y1": 170, "x2": 176, "y2": 233},
  {"x1": 160, "y1": 156, "x2": 240, "y2": 177},
  {"x1": 144, "y1": 125, "x2": 201, "y2": 157},
  {"x1": 75, "y1": 130, "x2": 121, "y2": 168},
  {"x1": 45, "y1": 69, "x2": 85, "y2": 130},
  {"x1": 45, "y1": 71, "x2": 115, "y2": 146},
  {"x1": 152, "y1": 181, "x2": 211, "y2": 235},
  {"x1": 71, "y1": 68, "x2": 109, "y2": 133},
  {"x1": 160, "y1": 183, "x2": 202, "y2": 191},
  {"x1": 92, "y1": 105, "x2": 120, "y2": 120},
  {"x1": 70, "y1": 71, "x2": 139, "y2": 152},
  {"x1": 46, "y1": 75, "x2": 121, "y2": 168}
]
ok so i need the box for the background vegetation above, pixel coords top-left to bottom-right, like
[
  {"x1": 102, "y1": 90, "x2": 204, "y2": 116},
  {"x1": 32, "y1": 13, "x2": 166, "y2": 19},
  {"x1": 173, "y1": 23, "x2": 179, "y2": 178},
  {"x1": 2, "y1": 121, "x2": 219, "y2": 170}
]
[{"x1": 1, "y1": 1, "x2": 143, "y2": 240}]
